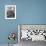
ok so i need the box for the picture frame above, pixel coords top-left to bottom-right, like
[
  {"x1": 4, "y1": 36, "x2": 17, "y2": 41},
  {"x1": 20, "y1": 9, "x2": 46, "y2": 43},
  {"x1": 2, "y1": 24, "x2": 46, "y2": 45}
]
[{"x1": 5, "y1": 5, "x2": 16, "y2": 19}]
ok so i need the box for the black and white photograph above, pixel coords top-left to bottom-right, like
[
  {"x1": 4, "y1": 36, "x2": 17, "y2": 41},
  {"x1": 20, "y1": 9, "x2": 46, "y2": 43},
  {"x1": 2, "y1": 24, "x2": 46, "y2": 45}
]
[{"x1": 5, "y1": 5, "x2": 16, "y2": 19}]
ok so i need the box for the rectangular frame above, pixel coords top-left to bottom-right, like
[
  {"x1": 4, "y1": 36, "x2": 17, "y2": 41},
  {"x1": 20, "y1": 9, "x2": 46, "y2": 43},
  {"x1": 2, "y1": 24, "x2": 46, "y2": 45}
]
[{"x1": 5, "y1": 5, "x2": 16, "y2": 19}]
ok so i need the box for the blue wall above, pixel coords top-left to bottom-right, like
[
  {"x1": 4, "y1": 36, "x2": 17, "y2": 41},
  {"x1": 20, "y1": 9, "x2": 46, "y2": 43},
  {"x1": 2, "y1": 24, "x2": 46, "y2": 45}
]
[{"x1": 0, "y1": 0, "x2": 46, "y2": 44}]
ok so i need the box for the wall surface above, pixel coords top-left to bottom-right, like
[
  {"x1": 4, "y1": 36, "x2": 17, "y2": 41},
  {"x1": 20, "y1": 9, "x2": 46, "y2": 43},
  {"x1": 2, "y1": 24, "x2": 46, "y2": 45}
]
[{"x1": 0, "y1": 0, "x2": 46, "y2": 44}]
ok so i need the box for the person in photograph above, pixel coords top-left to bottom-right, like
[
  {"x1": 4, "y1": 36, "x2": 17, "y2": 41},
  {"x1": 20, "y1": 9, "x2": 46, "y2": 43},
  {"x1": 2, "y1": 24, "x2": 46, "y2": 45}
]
[{"x1": 7, "y1": 7, "x2": 15, "y2": 18}]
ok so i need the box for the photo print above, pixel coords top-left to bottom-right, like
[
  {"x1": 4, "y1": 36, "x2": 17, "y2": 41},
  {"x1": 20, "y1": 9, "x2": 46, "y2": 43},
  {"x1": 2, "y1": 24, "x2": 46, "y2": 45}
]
[{"x1": 5, "y1": 5, "x2": 16, "y2": 19}]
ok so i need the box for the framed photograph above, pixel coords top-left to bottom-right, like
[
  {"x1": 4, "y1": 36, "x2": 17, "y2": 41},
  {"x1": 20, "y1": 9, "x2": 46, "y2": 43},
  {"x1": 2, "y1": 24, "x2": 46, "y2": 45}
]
[{"x1": 5, "y1": 5, "x2": 16, "y2": 19}]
